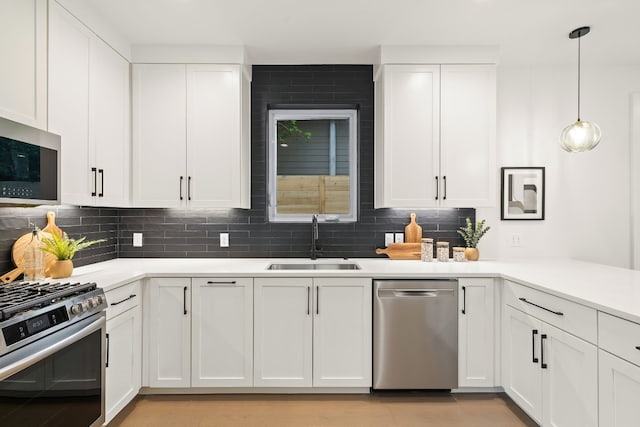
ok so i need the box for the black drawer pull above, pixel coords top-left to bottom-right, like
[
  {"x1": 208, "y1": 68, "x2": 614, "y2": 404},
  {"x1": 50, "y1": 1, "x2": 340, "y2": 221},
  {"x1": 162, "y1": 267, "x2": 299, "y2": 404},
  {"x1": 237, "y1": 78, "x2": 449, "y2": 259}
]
[
  {"x1": 532, "y1": 329, "x2": 539, "y2": 363},
  {"x1": 519, "y1": 297, "x2": 564, "y2": 316},
  {"x1": 105, "y1": 333, "x2": 110, "y2": 368},
  {"x1": 183, "y1": 286, "x2": 188, "y2": 315},
  {"x1": 110, "y1": 294, "x2": 136, "y2": 306},
  {"x1": 206, "y1": 281, "x2": 236, "y2": 285},
  {"x1": 636, "y1": 346, "x2": 640, "y2": 351}
]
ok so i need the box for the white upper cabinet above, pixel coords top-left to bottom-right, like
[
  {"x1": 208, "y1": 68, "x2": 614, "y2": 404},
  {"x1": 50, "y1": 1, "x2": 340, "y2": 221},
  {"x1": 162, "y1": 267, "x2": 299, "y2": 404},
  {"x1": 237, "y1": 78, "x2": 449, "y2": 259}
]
[
  {"x1": 48, "y1": 2, "x2": 130, "y2": 207},
  {"x1": 132, "y1": 63, "x2": 251, "y2": 208},
  {"x1": 375, "y1": 63, "x2": 496, "y2": 208},
  {"x1": 440, "y1": 65, "x2": 496, "y2": 207},
  {"x1": 0, "y1": 0, "x2": 47, "y2": 129}
]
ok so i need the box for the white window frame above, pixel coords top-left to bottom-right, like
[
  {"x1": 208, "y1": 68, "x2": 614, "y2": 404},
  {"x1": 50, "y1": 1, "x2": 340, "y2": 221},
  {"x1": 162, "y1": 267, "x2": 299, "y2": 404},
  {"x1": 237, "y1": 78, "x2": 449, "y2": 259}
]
[{"x1": 268, "y1": 109, "x2": 358, "y2": 223}]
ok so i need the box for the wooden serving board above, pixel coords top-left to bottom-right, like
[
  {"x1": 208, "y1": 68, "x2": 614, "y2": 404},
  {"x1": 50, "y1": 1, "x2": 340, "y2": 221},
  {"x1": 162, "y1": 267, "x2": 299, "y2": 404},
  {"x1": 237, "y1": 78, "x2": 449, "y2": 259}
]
[
  {"x1": 376, "y1": 243, "x2": 421, "y2": 260},
  {"x1": 404, "y1": 212, "x2": 422, "y2": 243}
]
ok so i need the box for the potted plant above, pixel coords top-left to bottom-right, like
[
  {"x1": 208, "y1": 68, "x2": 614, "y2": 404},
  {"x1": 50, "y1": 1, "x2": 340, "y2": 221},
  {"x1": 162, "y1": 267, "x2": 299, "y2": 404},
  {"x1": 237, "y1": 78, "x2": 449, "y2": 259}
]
[
  {"x1": 40, "y1": 232, "x2": 106, "y2": 278},
  {"x1": 457, "y1": 218, "x2": 490, "y2": 261}
]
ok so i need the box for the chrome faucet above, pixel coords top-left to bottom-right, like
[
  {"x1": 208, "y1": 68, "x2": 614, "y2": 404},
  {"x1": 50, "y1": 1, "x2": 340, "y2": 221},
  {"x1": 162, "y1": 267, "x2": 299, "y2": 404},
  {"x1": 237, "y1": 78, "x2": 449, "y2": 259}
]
[{"x1": 310, "y1": 214, "x2": 321, "y2": 260}]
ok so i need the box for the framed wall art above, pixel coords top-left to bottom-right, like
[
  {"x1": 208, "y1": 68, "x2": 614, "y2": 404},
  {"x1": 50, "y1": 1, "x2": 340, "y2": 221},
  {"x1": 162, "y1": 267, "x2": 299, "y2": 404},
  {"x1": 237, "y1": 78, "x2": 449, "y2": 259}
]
[{"x1": 501, "y1": 167, "x2": 545, "y2": 220}]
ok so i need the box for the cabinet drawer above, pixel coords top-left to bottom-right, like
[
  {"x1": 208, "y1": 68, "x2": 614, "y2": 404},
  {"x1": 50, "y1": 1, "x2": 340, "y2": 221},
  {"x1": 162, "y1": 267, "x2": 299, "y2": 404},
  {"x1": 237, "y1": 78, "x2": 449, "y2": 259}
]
[
  {"x1": 105, "y1": 281, "x2": 142, "y2": 320},
  {"x1": 503, "y1": 280, "x2": 597, "y2": 344},
  {"x1": 599, "y1": 312, "x2": 640, "y2": 367}
]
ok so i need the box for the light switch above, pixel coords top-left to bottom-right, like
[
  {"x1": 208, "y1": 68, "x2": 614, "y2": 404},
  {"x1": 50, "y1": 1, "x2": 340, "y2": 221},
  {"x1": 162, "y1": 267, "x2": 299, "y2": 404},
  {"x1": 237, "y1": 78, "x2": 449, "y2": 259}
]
[
  {"x1": 394, "y1": 233, "x2": 404, "y2": 243},
  {"x1": 220, "y1": 233, "x2": 229, "y2": 248},
  {"x1": 385, "y1": 233, "x2": 395, "y2": 246},
  {"x1": 133, "y1": 233, "x2": 143, "y2": 247}
]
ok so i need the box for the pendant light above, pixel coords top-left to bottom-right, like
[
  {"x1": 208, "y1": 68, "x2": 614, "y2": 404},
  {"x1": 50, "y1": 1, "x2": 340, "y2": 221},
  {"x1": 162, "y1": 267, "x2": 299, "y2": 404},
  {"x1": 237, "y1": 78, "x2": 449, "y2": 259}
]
[{"x1": 560, "y1": 26, "x2": 602, "y2": 152}]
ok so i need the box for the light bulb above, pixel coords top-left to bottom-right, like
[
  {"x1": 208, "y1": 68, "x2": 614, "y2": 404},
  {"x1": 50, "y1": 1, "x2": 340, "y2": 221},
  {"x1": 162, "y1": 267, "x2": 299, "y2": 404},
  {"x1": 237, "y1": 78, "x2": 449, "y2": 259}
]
[{"x1": 559, "y1": 120, "x2": 601, "y2": 152}]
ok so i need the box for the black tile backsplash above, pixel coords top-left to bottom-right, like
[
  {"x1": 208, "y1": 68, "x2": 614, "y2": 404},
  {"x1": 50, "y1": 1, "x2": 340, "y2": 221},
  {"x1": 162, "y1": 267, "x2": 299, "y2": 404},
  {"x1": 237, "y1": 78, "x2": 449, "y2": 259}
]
[{"x1": 0, "y1": 65, "x2": 474, "y2": 275}]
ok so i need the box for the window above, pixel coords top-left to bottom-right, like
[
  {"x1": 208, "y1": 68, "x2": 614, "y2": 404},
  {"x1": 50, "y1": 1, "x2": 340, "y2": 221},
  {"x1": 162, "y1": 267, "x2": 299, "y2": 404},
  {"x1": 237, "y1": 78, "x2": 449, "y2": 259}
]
[{"x1": 268, "y1": 109, "x2": 358, "y2": 222}]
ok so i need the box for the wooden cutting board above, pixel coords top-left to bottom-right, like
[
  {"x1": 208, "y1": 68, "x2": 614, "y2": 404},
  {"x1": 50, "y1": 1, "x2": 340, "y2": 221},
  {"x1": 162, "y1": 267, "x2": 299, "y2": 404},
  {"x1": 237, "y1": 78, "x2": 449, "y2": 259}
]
[
  {"x1": 0, "y1": 211, "x2": 61, "y2": 283},
  {"x1": 376, "y1": 243, "x2": 421, "y2": 260},
  {"x1": 404, "y1": 213, "x2": 422, "y2": 243}
]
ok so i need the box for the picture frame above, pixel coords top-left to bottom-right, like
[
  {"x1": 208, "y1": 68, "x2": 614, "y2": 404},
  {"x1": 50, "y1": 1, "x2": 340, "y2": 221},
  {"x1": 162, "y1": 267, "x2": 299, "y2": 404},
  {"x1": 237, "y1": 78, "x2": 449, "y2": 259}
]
[{"x1": 501, "y1": 167, "x2": 545, "y2": 220}]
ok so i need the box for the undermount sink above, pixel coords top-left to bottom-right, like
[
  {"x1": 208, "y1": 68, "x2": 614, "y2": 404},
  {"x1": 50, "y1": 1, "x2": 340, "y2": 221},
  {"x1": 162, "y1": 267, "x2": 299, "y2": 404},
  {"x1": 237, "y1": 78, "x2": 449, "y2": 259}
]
[{"x1": 267, "y1": 262, "x2": 361, "y2": 271}]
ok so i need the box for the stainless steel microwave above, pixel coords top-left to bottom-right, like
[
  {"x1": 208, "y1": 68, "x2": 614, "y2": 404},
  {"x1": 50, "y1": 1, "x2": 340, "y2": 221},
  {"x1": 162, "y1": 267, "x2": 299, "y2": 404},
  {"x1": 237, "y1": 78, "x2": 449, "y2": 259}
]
[{"x1": 0, "y1": 116, "x2": 61, "y2": 206}]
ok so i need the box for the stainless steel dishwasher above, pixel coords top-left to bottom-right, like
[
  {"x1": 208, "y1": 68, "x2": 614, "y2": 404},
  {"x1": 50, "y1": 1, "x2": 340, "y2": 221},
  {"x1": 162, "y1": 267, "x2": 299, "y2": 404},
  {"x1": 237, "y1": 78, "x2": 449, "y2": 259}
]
[{"x1": 373, "y1": 279, "x2": 458, "y2": 389}]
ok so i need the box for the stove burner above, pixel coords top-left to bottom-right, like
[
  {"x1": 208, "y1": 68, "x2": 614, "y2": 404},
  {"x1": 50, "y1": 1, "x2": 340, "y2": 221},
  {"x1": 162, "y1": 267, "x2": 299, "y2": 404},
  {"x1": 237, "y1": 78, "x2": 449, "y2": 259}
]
[{"x1": 0, "y1": 281, "x2": 98, "y2": 321}]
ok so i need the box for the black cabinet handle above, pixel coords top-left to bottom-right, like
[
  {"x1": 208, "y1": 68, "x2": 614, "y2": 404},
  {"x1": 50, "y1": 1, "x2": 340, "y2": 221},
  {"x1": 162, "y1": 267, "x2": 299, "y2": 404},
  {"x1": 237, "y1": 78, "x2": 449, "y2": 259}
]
[
  {"x1": 188, "y1": 176, "x2": 192, "y2": 201},
  {"x1": 636, "y1": 346, "x2": 640, "y2": 351},
  {"x1": 306, "y1": 286, "x2": 310, "y2": 315},
  {"x1": 316, "y1": 286, "x2": 319, "y2": 315},
  {"x1": 98, "y1": 169, "x2": 104, "y2": 197},
  {"x1": 532, "y1": 329, "x2": 539, "y2": 363},
  {"x1": 91, "y1": 167, "x2": 97, "y2": 196},
  {"x1": 519, "y1": 297, "x2": 564, "y2": 316},
  {"x1": 541, "y1": 334, "x2": 548, "y2": 369},
  {"x1": 179, "y1": 176, "x2": 184, "y2": 201},
  {"x1": 206, "y1": 281, "x2": 236, "y2": 285},
  {"x1": 183, "y1": 286, "x2": 188, "y2": 315},
  {"x1": 110, "y1": 294, "x2": 136, "y2": 306},
  {"x1": 461, "y1": 286, "x2": 466, "y2": 314},
  {"x1": 435, "y1": 176, "x2": 439, "y2": 200},
  {"x1": 105, "y1": 333, "x2": 110, "y2": 368},
  {"x1": 443, "y1": 175, "x2": 447, "y2": 200}
]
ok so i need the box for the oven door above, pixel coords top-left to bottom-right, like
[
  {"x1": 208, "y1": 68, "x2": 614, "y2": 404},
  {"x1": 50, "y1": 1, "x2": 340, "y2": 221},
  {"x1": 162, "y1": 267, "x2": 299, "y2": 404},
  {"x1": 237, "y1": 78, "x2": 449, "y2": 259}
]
[{"x1": 0, "y1": 313, "x2": 105, "y2": 427}]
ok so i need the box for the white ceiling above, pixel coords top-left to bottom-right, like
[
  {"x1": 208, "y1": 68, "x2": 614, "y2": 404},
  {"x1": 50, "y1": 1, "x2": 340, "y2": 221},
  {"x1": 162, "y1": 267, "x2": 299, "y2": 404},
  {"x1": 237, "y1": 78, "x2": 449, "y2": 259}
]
[{"x1": 82, "y1": 0, "x2": 640, "y2": 65}]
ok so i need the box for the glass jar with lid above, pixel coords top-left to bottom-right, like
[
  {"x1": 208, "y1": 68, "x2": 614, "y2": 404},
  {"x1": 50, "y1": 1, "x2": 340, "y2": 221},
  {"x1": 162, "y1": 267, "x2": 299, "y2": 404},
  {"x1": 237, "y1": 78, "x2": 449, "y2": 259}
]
[
  {"x1": 436, "y1": 241, "x2": 449, "y2": 262},
  {"x1": 453, "y1": 247, "x2": 466, "y2": 262},
  {"x1": 421, "y1": 238, "x2": 434, "y2": 262}
]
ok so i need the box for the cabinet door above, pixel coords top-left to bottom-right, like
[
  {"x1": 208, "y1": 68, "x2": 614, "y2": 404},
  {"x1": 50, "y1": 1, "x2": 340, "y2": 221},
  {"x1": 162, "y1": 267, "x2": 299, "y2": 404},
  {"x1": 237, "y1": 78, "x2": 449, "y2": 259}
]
[
  {"x1": 502, "y1": 305, "x2": 542, "y2": 423},
  {"x1": 186, "y1": 65, "x2": 243, "y2": 208},
  {"x1": 106, "y1": 306, "x2": 141, "y2": 424},
  {"x1": 313, "y1": 278, "x2": 372, "y2": 387},
  {"x1": 148, "y1": 278, "x2": 191, "y2": 387},
  {"x1": 376, "y1": 65, "x2": 440, "y2": 208},
  {"x1": 191, "y1": 278, "x2": 253, "y2": 387},
  {"x1": 48, "y1": 2, "x2": 92, "y2": 206},
  {"x1": 0, "y1": 0, "x2": 47, "y2": 129},
  {"x1": 458, "y1": 278, "x2": 495, "y2": 387},
  {"x1": 254, "y1": 278, "x2": 312, "y2": 387},
  {"x1": 132, "y1": 64, "x2": 187, "y2": 207},
  {"x1": 90, "y1": 38, "x2": 130, "y2": 207},
  {"x1": 541, "y1": 323, "x2": 597, "y2": 427},
  {"x1": 440, "y1": 65, "x2": 496, "y2": 207},
  {"x1": 599, "y1": 349, "x2": 640, "y2": 427}
]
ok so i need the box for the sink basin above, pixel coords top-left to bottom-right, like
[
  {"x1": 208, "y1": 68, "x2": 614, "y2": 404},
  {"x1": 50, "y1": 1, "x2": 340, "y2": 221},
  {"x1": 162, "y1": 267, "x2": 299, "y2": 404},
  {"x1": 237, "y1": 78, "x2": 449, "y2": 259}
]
[{"x1": 267, "y1": 263, "x2": 361, "y2": 270}]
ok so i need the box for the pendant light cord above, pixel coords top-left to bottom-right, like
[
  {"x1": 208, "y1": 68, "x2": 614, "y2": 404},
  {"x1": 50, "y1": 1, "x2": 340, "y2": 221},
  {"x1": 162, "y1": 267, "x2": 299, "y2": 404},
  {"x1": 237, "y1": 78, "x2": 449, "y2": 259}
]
[{"x1": 577, "y1": 35, "x2": 581, "y2": 121}]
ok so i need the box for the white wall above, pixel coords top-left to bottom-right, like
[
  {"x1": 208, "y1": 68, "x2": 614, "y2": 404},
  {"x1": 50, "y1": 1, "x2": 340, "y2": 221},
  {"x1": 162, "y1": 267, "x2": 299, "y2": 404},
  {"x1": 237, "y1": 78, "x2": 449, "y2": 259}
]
[{"x1": 478, "y1": 64, "x2": 640, "y2": 268}]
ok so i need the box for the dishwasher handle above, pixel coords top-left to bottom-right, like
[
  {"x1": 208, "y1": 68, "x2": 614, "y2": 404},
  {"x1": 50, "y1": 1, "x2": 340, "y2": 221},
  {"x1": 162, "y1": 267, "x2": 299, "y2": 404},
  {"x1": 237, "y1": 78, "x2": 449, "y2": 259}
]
[{"x1": 378, "y1": 288, "x2": 455, "y2": 298}]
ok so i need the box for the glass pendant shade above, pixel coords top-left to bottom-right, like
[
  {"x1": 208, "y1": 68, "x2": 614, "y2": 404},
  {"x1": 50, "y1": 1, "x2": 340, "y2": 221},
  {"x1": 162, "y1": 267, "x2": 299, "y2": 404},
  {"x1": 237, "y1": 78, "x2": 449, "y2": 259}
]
[
  {"x1": 560, "y1": 26, "x2": 601, "y2": 153},
  {"x1": 560, "y1": 119, "x2": 601, "y2": 152}
]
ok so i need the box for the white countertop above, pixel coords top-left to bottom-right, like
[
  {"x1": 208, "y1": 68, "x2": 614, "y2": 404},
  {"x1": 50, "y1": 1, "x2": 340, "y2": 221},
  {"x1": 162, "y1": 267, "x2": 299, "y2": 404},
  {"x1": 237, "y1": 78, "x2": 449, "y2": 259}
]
[{"x1": 72, "y1": 257, "x2": 640, "y2": 324}]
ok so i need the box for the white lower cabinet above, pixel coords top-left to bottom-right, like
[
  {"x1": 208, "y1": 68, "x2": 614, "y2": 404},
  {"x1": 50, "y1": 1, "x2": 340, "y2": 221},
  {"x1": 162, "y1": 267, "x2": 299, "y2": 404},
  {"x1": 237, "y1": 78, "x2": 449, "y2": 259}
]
[
  {"x1": 458, "y1": 278, "x2": 495, "y2": 387},
  {"x1": 502, "y1": 304, "x2": 598, "y2": 427},
  {"x1": 105, "y1": 280, "x2": 142, "y2": 424},
  {"x1": 191, "y1": 278, "x2": 253, "y2": 387},
  {"x1": 147, "y1": 278, "x2": 191, "y2": 388},
  {"x1": 253, "y1": 277, "x2": 372, "y2": 388},
  {"x1": 599, "y1": 349, "x2": 640, "y2": 427},
  {"x1": 106, "y1": 306, "x2": 141, "y2": 423}
]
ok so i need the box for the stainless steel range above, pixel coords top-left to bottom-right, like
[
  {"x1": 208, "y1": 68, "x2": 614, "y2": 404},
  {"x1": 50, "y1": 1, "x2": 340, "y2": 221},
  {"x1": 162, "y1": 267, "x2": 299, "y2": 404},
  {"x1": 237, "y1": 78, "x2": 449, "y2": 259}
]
[{"x1": 0, "y1": 280, "x2": 107, "y2": 427}]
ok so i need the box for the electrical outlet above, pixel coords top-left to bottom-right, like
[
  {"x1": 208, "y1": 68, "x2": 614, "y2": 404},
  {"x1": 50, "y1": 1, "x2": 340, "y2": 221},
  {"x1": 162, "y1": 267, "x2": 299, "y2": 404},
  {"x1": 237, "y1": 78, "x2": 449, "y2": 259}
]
[
  {"x1": 510, "y1": 233, "x2": 522, "y2": 247},
  {"x1": 385, "y1": 233, "x2": 394, "y2": 246},
  {"x1": 132, "y1": 233, "x2": 143, "y2": 247},
  {"x1": 394, "y1": 233, "x2": 405, "y2": 243},
  {"x1": 220, "y1": 233, "x2": 229, "y2": 248}
]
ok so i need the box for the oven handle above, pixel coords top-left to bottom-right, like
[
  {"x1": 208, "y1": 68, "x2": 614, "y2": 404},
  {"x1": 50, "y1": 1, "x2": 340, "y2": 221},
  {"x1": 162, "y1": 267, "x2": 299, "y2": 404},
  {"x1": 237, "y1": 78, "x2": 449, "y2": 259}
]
[{"x1": 0, "y1": 316, "x2": 105, "y2": 381}]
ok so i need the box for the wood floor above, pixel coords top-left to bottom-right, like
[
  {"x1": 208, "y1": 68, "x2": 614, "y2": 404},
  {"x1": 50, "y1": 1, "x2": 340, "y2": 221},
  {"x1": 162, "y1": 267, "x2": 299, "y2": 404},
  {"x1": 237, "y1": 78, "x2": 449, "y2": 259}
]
[{"x1": 109, "y1": 393, "x2": 538, "y2": 427}]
